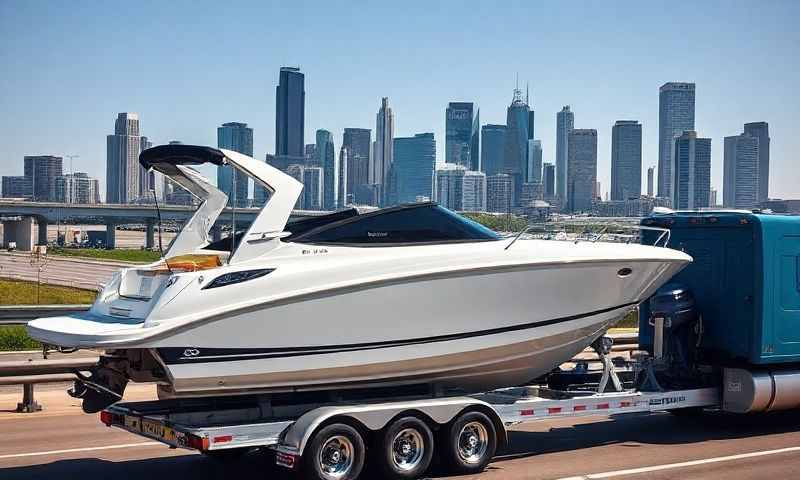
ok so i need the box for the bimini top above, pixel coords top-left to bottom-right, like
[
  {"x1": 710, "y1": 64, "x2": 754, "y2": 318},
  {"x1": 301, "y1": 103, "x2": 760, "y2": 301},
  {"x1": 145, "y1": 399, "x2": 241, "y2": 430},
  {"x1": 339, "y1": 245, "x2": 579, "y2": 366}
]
[
  {"x1": 140, "y1": 144, "x2": 226, "y2": 169},
  {"x1": 285, "y1": 202, "x2": 501, "y2": 246}
]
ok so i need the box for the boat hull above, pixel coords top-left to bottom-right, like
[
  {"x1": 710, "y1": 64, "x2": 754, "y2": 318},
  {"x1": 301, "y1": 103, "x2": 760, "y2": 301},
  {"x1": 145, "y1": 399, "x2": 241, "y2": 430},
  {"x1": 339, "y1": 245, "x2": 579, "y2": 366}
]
[{"x1": 149, "y1": 259, "x2": 678, "y2": 397}]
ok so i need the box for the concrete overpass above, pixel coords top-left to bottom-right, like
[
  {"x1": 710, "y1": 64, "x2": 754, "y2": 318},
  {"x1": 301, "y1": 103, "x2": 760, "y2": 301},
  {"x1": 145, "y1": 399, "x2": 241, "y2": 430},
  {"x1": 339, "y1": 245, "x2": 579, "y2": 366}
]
[{"x1": 0, "y1": 200, "x2": 327, "y2": 249}]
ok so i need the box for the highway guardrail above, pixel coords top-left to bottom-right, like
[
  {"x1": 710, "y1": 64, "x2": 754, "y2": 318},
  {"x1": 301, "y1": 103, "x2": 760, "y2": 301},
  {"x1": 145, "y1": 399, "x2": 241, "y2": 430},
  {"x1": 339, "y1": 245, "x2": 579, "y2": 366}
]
[{"x1": 0, "y1": 304, "x2": 91, "y2": 325}]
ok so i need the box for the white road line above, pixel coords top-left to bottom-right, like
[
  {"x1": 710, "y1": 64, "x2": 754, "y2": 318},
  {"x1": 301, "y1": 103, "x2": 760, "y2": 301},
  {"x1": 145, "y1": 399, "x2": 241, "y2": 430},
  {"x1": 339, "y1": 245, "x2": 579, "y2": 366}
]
[
  {"x1": 0, "y1": 442, "x2": 160, "y2": 460},
  {"x1": 557, "y1": 446, "x2": 800, "y2": 479}
]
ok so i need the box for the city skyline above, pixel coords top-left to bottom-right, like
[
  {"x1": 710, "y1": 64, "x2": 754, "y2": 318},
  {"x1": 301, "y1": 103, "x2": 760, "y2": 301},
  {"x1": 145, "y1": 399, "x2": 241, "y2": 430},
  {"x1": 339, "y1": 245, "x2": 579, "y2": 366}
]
[{"x1": 1, "y1": 2, "x2": 797, "y2": 201}]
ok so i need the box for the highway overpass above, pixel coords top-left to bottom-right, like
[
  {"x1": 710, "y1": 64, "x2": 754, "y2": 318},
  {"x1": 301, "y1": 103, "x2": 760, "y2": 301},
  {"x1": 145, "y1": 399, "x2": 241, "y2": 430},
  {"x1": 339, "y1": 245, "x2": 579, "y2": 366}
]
[{"x1": 0, "y1": 200, "x2": 327, "y2": 249}]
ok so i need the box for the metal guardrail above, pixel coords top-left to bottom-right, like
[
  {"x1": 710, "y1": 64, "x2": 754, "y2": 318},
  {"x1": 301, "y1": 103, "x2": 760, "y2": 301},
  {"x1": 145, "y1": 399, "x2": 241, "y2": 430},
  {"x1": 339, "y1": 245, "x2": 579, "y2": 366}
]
[{"x1": 0, "y1": 304, "x2": 92, "y2": 325}]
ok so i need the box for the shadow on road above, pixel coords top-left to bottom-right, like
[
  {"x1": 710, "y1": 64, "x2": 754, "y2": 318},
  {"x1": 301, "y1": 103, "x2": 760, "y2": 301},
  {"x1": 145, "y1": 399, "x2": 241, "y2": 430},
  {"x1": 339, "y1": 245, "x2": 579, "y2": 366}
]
[
  {"x1": 495, "y1": 408, "x2": 800, "y2": 462},
  {"x1": 3, "y1": 410, "x2": 800, "y2": 479}
]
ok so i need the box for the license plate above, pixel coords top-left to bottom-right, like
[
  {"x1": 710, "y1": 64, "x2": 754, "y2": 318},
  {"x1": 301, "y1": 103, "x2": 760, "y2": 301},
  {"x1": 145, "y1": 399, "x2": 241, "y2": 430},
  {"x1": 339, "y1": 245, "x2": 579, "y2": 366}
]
[{"x1": 141, "y1": 418, "x2": 164, "y2": 437}]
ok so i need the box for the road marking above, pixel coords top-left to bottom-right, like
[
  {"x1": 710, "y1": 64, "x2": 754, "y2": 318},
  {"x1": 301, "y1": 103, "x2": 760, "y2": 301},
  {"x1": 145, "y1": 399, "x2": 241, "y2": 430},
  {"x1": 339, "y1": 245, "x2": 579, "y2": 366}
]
[
  {"x1": 557, "y1": 446, "x2": 800, "y2": 479},
  {"x1": 0, "y1": 442, "x2": 160, "y2": 460}
]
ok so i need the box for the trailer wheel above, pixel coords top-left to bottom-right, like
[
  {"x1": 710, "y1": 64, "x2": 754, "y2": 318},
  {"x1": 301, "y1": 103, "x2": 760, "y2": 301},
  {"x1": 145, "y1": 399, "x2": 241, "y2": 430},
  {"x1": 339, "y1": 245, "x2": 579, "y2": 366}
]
[
  {"x1": 302, "y1": 423, "x2": 365, "y2": 480},
  {"x1": 440, "y1": 411, "x2": 497, "y2": 474},
  {"x1": 377, "y1": 416, "x2": 434, "y2": 478}
]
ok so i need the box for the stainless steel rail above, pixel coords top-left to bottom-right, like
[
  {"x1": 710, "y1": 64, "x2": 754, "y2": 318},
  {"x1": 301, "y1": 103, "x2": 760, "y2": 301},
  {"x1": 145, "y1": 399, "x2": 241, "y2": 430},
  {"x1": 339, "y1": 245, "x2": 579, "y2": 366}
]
[{"x1": 0, "y1": 304, "x2": 91, "y2": 325}]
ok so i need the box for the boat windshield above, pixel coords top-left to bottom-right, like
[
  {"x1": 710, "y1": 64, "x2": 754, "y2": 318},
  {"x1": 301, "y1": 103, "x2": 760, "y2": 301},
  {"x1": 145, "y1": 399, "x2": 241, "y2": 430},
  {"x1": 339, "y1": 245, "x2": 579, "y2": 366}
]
[{"x1": 286, "y1": 203, "x2": 500, "y2": 246}]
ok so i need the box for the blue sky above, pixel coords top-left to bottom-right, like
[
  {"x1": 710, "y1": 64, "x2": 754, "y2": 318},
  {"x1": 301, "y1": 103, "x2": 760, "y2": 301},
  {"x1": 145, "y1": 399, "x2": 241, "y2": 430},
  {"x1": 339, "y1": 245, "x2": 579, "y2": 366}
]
[{"x1": 1, "y1": 0, "x2": 798, "y2": 200}]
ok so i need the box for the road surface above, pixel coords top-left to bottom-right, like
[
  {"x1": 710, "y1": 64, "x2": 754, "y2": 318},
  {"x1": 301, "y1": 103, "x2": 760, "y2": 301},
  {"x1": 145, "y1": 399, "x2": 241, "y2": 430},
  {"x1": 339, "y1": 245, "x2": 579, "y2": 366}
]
[
  {"x1": 1, "y1": 385, "x2": 800, "y2": 479},
  {"x1": 0, "y1": 252, "x2": 125, "y2": 290}
]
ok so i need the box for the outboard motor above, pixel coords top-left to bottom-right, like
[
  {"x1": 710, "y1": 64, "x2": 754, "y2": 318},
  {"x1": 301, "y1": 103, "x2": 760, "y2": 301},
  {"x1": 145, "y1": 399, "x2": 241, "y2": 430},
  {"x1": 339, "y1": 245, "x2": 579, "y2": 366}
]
[{"x1": 637, "y1": 283, "x2": 702, "y2": 390}]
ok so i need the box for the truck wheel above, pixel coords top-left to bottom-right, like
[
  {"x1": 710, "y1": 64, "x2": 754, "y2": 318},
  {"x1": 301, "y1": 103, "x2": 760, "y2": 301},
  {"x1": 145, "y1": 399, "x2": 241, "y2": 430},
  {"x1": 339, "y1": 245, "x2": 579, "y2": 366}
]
[
  {"x1": 441, "y1": 411, "x2": 497, "y2": 475},
  {"x1": 302, "y1": 423, "x2": 365, "y2": 480},
  {"x1": 377, "y1": 416, "x2": 434, "y2": 478}
]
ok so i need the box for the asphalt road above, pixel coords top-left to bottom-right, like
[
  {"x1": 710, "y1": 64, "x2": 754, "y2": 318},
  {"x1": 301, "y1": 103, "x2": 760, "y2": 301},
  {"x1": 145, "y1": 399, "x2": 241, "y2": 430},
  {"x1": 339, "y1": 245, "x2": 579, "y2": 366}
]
[
  {"x1": 2, "y1": 402, "x2": 800, "y2": 480},
  {"x1": 0, "y1": 252, "x2": 123, "y2": 290}
]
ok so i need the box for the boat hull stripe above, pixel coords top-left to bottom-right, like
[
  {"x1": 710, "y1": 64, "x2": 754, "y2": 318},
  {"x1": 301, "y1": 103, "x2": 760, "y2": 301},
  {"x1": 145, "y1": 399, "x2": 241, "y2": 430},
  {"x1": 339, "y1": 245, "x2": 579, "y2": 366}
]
[{"x1": 157, "y1": 301, "x2": 638, "y2": 364}]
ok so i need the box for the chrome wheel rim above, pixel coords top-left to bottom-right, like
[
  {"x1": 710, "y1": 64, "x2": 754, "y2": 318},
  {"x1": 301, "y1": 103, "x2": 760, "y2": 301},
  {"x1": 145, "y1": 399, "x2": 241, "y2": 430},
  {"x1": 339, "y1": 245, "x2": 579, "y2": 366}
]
[
  {"x1": 391, "y1": 427, "x2": 425, "y2": 471},
  {"x1": 318, "y1": 435, "x2": 354, "y2": 479},
  {"x1": 457, "y1": 421, "x2": 488, "y2": 464}
]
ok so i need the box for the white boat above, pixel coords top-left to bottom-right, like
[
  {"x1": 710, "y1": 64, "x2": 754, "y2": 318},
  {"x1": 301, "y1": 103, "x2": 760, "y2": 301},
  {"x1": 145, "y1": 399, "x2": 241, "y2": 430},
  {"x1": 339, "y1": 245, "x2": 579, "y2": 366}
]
[{"x1": 27, "y1": 145, "x2": 691, "y2": 412}]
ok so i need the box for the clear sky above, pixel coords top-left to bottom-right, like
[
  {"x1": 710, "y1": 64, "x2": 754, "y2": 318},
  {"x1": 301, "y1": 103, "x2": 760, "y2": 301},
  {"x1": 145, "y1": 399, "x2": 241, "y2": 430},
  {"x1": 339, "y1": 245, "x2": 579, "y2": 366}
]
[{"x1": 1, "y1": 1, "x2": 797, "y2": 200}]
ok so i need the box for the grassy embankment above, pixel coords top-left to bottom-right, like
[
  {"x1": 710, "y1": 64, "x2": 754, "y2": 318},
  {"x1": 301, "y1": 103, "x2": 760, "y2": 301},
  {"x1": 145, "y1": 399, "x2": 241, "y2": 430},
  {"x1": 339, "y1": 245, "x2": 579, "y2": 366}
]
[
  {"x1": 48, "y1": 247, "x2": 161, "y2": 263},
  {"x1": 0, "y1": 279, "x2": 97, "y2": 351}
]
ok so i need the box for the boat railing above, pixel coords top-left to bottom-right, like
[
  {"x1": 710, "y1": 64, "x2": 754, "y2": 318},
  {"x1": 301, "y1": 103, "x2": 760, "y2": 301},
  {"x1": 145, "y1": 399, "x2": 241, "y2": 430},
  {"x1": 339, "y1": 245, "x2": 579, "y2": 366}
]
[{"x1": 505, "y1": 222, "x2": 671, "y2": 250}]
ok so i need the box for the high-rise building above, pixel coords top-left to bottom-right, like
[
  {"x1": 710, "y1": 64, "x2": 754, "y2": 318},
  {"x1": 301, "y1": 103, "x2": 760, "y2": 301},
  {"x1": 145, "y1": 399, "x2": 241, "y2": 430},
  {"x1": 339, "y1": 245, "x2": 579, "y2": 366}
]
[
  {"x1": 672, "y1": 131, "x2": 711, "y2": 209},
  {"x1": 107, "y1": 113, "x2": 149, "y2": 204},
  {"x1": 658, "y1": 82, "x2": 695, "y2": 198},
  {"x1": 53, "y1": 172, "x2": 100, "y2": 204},
  {"x1": 543, "y1": 163, "x2": 555, "y2": 200},
  {"x1": 316, "y1": 129, "x2": 337, "y2": 210},
  {"x1": 743, "y1": 122, "x2": 770, "y2": 202},
  {"x1": 503, "y1": 88, "x2": 531, "y2": 201},
  {"x1": 556, "y1": 106, "x2": 574, "y2": 201},
  {"x1": 372, "y1": 97, "x2": 395, "y2": 206},
  {"x1": 445, "y1": 102, "x2": 479, "y2": 170},
  {"x1": 1, "y1": 176, "x2": 28, "y2": 199},
  {"x1": 391, "y1": 133, "x2": 435, "y2": 205},
  {"x1": 710, "y1": 188, "x2": 718, "y2": 207},
  {"x1": 471, "y1": 108, "x2": 480, "y2": 171},
  {"x1": 23, "y1": 155, "x2": 63, "y2": 202},
  {"x1": 338, "y1": 146, "x2": 348, "y2": 208},
  {"x1": 647, "y1": 166, "x2": 655, "y2": 197},
  {"x1": 611, "y1": 120, "x2": 642, "y2": 201},
  {"x1": 527, "y1": 140, "x2": 542, "y2": 183},
  {"x1": 304, "y1": 144, "x2": 317, "y2": 166},
  {"x1": 342, "y1": 128, "x2": 371, "y2": 204},
  {"x1": 724, "y1": 133, "x2": 759, "y2": 209},
  {"x1": 276, "y1": 67, "x2": 305, "y2": 158},
  {"x1": 481, "y1": 124, "x2": 506, "y2": 176},
  {"x1": 436, "y1": 164, "x2": 486, "y2": 212},
  {"x1": 303, "y1": 166, "x2": 323, "y2": 210},
  {"x1": 567, "y1": 129, "x2": 597, "y2": 213},
  {"x1": 486, "y1": 173, "x2": 514, "y2": 213},
  {"x1": 217, "y1": 122, "x2": 253, "y2": 208},
  {"x1": 519, "y1": 182, "x2": 544, "y2": 208}
]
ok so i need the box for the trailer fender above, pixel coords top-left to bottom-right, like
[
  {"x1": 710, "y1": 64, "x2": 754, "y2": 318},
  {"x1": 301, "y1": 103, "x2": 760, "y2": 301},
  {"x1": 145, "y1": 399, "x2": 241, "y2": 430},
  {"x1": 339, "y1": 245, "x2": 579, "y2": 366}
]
[{"x1": 282, "y1": 396, "x2": 503, "y2": 455}]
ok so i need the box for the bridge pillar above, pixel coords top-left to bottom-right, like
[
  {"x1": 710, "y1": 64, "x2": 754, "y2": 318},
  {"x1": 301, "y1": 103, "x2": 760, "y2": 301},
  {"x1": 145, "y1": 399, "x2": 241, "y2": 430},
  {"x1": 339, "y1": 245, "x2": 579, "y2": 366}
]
[
  {"x1": 210, "y1": 225, "x2": 221, "y2": 242},
  {"x1": 105, "y1": 220, "x2": 116, "y2": 249},
  {"x1": 2, "y1": 217, "x2": 35, "y2": 251},
  {"x1": 145, "y1": 221, "x2": 155, "y2": 250},
  {"x1": 36, "y1": 218, "x2": 48, "y2": 246}
]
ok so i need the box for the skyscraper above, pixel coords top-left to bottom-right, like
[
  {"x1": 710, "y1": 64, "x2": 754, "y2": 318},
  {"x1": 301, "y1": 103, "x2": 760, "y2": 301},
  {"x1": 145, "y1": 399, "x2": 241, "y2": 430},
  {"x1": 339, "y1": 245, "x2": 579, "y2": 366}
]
[
  {"x1": 724, "y1": 133, "x2": 759, "y2": 209},
  {"x1": 303, "y1": 167, "x2": 323, "y2": 210},
  {"x1": 372, "y1": 97, "x2": 394, "y2": 205},
  {"x1": 743, "y1": 122, "x2": 770, "y2": 202},
  {"x1": 107, "y1": 113, "x2": 150, "y2": 204},
  {"x1": 543, "y1": 163, "x2": 555, "y2": 200},
  {"x1": 527, "y1": 140, "x2": 542, "y2": 183},
  {"x1": 391, "y1": 133, "x2": 435, "y2": 204},
  {"x1": 217, "y1": 122, "x2": 253, "y2": 208},
  {"x1": 658, "y1": 82, "x2": 695, "y2": 198},
  {"x1": 672, "y1": 131, "x2": 711, "y2": 209},
  {"x1": 445, "y1": 102, "x2": 478, "y2": 169},
  {"x1": 647, "y1": 166, "x2": 655, "y2": 197},
  {"x1": 53, "y1": 173, "x2": 100, "y2": 204},
  {"x1": 481, "y1": 124, "x2": 506, "y2": 176},
  {"x1": 555, "y1": 106, "x2": 574, "y2": 201},
  {"x1": 316, "y1": 129, "x2": 337, "y2": 210},
  {"x1": 567, "y1": 129, "x2": 597, "y2": 213},
  {"x1": 23, "y1": 155, "x2": 63, "y2": 202},
  {"x1": 503, "y1": 88, "x2": 531, "y2": 201},
  {"x1": 610, "y1": 120, "x2": 642, "y2": 201},
  {"x1": 435, "y1": 164, "x2": 486, "y2": 212},
  {"x1": 1, "y1": 176, "x2": 27, "y2": 199},
  {"x1": 338, "y1": 146, "x2": 348, "y2": 208},
  {"x1": 275, "y1": 67, "x2": 305, "y2": 158},
  {"x1": 471, "y1": 108, "x2": 480, "y2": 171},
  {"x1": 342, "y1": 128, "x2": 371, "y2": 204},
  {"x1": 486, "y1": 174, "x2": 514, "y2": 213}
]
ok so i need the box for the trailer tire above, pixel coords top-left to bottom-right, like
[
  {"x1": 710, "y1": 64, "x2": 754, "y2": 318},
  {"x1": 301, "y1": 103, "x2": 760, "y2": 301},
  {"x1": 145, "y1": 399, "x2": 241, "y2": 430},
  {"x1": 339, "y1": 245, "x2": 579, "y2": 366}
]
[
  {"x1": 377, "y1": 416, "x2": 434, "y2": 479},
  {"x1": 440, "y1": 411, "x2": 497, "y2": 475},
  {"x1": 302, "y1": 423, "x2": 365, "y2": 480}
]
